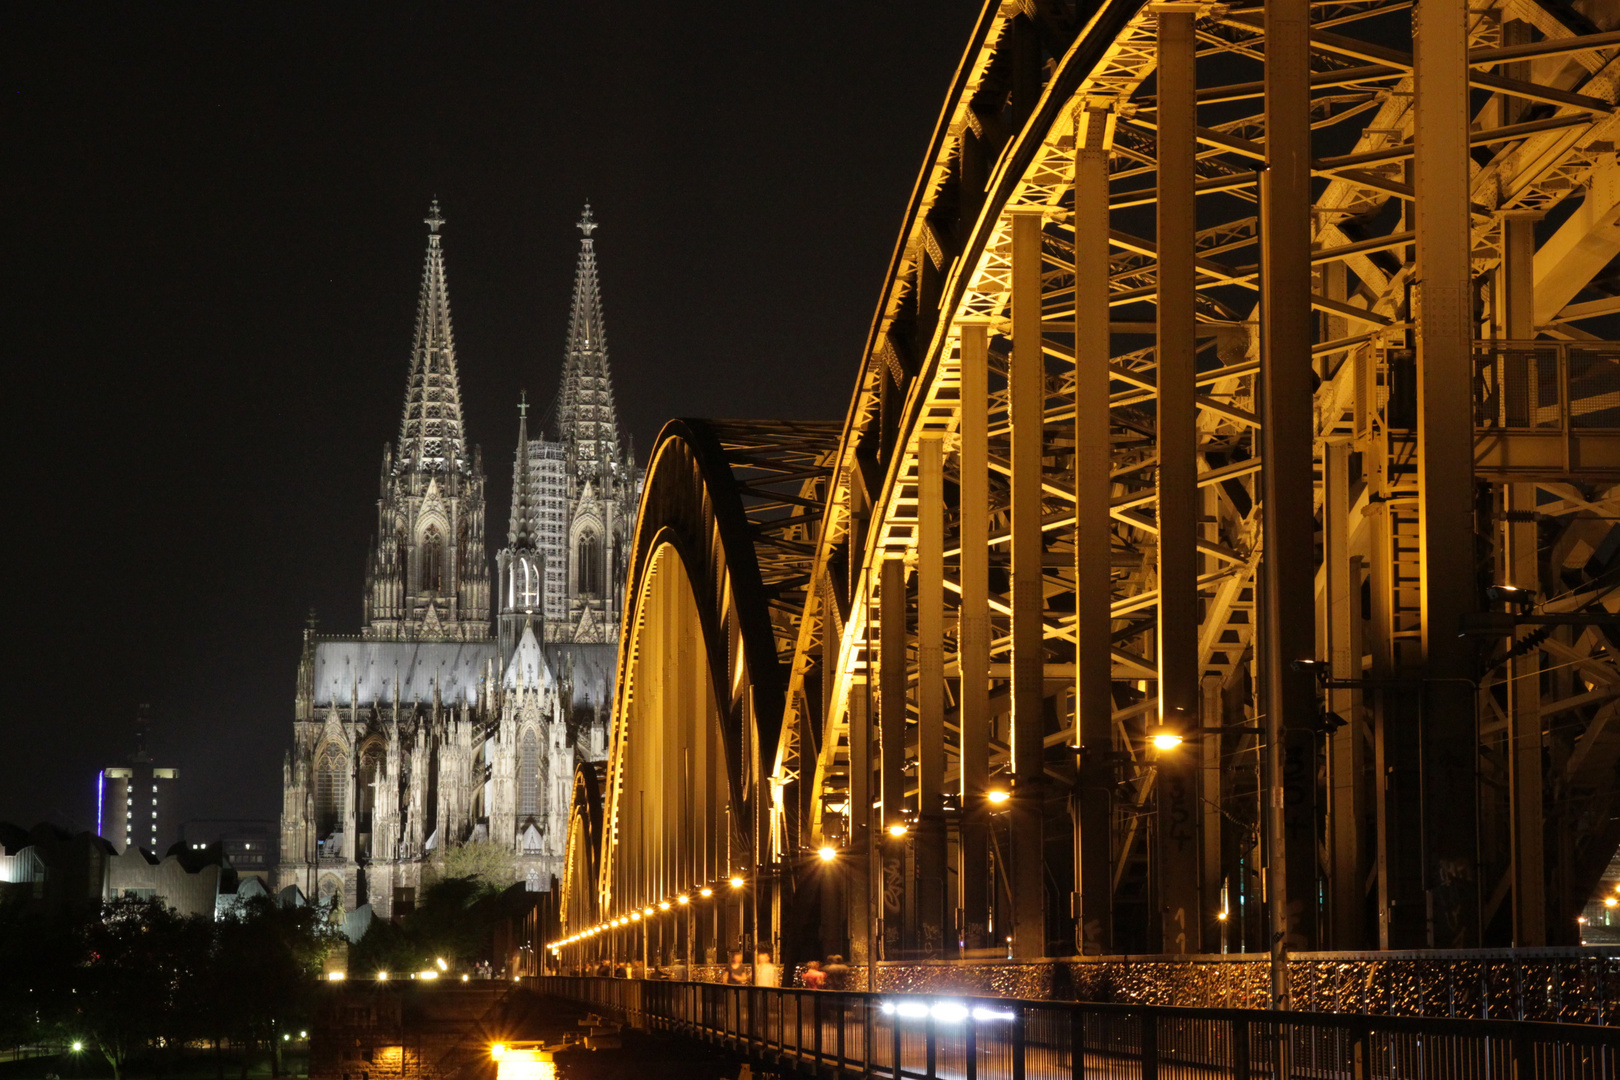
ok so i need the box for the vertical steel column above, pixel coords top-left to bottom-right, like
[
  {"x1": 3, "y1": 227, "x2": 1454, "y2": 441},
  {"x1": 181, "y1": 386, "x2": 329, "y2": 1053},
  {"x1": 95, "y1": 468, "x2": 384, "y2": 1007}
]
[
  {"x1": 847, "y1": 689, "x2": 873, "y2": 978},
  {"x1": 1502, "y1": 212, "x2": 1545, "y2": 946},
  {"x1": 880, "y1": 555, "x2": 909, "y2": 954},
  {"x1": 1009, "y1": 208, "x2": 1048, "y2": 959},
  {"x1": 917, "y1": 434, "x2": 948, "y2": 955},
  {"x1": 958, "y1": 321, "x2": 993, "y2": 953},
  {"x1": 1260, "y1": 0, "x2": 1321, "y2": 990},
  {"x1": 1325, "y1": 442, "x2": 1366, "y2": 948},
  {"x1": 1413, "y1": 0, "x2": 1480, "y2": 948},
  {"x1": 1072, "y1": 104, "x2": 1116, "y2": 956},
  {"x1": 1153, "y1": 3, "x2": 1202, "y2": 955}
]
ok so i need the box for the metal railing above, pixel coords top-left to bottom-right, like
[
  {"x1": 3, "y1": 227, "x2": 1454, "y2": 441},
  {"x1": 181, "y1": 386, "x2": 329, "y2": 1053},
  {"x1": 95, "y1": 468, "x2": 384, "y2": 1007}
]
[
  {"x1": 536, "y1": 975, "x2": 1616, "y2": 1079},
  {"x1": 1473, "y1": 341, "x2": 1620, "y2": 433}
]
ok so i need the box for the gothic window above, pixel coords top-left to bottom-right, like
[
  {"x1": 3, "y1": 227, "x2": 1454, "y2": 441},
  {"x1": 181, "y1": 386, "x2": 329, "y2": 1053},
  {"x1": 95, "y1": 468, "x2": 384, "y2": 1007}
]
[
  {"x1": 422, "y1": 527, "x2": 443, "y2": 593},
  {"x1": 577, "y1": 534, "x2": 599, "y2": 596},
  {"x1": 518, "y1": 557, "x2": 540, "y2": 610},
  {"x1": 357, "y1": 746, "x2": 383, "y2": 856},
  {"x1": 315, "y1": 748, "x2": 348, "y2": 841},
  {"x1": 519, "y1": 729, "x2": 539, "y2": 817}
]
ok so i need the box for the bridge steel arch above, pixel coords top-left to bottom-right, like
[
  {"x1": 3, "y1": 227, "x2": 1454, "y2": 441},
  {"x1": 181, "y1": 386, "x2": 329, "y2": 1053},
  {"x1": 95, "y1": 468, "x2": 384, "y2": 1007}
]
[
  {"x1": 559, "y1": 418, "x2": 841, "y2": 972},
  {"x1": 555, "y1": 0, "x2": 1620, "y2": 998}
]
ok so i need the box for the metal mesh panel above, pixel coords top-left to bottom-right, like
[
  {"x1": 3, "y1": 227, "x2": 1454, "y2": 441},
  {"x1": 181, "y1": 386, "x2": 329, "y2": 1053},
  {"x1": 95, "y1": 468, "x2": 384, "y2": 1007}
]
[
  {"x1": 1568, "y1": 347, "x2": 1620, "y2": 429},
  {"x1": 1474, "y1": 345, "x2": 1562, "y2": 430}
]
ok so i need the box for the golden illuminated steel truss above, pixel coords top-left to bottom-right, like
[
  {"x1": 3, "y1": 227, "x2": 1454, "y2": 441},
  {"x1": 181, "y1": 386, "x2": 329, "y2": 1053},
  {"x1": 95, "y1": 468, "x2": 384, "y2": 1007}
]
[{"x1": 559, "y1": 0, "x2": 1620, "y2": 983}]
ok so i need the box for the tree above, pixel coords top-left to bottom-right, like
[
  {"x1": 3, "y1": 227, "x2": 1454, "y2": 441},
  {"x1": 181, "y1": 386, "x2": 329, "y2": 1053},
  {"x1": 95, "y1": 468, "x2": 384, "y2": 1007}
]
[
  {"x1": 207, "y1": 895, "x2": 336, "y2": 1079},
  {"x1": 77, "y1": 896, "x2": 211, "y2": 1080},
  {"x1": 429, "y1": 840, "x2": 515, "y2": 892}
]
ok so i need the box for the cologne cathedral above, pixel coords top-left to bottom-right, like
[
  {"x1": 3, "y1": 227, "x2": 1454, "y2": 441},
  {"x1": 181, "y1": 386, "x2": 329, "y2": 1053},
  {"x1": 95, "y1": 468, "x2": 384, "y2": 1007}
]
[{"x1": 276, "y1": 203, "x2": 640, "y2": 917}]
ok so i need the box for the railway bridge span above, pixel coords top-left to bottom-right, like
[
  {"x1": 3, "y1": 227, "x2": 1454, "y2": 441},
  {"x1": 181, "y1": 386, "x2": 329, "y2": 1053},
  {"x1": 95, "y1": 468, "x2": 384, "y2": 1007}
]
[{"x1": 552, "y1": 0, "x2": 1620, "y2": 1013}]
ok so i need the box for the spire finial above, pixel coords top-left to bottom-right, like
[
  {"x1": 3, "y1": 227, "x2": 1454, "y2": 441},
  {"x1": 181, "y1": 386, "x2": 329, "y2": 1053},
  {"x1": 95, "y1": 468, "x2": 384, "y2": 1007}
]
[
  {"x1": 577, "y1": 202, "x2": 596, "y2": 237},
  {"x1": 518, "y1": 389, "x2": 528, "y2": 419},
  {"x1": 425, "y1": 198, "x2": 445, "y2": 234}
]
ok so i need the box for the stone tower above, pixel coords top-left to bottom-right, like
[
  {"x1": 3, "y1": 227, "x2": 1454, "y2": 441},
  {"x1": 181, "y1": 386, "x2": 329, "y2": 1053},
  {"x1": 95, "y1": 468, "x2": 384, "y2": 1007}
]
[{"x1": 363, "y1": 201, "x2": 490, "y2": 642}]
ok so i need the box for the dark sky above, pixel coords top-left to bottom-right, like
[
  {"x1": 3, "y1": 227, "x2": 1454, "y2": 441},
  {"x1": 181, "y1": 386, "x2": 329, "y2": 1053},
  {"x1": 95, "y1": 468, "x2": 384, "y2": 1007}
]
[{"x1": 6, "y1": 3, "x2": 984, "y2": 835}]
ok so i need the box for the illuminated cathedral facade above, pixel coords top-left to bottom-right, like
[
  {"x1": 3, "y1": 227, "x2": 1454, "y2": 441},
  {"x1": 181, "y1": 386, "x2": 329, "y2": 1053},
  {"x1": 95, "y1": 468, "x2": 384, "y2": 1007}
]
[{"x1": 276, "y1": 203, "x2": 640, "y2": 917}]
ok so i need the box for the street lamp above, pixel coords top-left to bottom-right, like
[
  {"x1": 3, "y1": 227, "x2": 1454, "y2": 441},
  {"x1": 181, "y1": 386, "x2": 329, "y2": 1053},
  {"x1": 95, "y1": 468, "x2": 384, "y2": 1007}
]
[
  {"x1": 817, "y1": 845, "x2": 837, "y2": 862},
  {"x1": 985, "y1": 789, "x2": 1011, "y2": 805},
  {"x1": 700, "y1": 886, "x2": 713, "y2": 898},
  {"x1": 887, "y1": 823, "x2": 909, "y2": 838},
  {"x1": 729, "y1": 876, "x2": 745, "y2": 889}
]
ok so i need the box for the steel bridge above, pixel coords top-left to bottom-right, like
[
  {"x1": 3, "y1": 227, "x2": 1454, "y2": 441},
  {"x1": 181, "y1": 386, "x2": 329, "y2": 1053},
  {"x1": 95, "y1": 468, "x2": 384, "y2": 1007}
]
[{"x1": 551, "y1": 0, "x2": 1620, "y2": 1013}]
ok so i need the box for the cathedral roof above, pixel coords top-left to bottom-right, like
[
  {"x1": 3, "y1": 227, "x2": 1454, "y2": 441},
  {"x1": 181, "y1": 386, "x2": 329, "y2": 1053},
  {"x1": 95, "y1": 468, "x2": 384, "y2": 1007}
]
[
  {"x1": 503, "y1": 623, "x2": 553, "y2": 691},
  {"x1": 555, "y1": 203, "x2": 623, "y2": 472},
  {"x1": 310, "y1": 640, "x2": 496, "y2": 709},
  {"x1": 397, "y1": 200, "x2": 469, "y2": 475}
]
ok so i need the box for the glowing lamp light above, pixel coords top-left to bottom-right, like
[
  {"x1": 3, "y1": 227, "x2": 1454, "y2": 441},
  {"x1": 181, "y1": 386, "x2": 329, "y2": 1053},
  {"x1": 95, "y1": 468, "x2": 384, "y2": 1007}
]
[
  {"x1": 643, "y1": 907, "x2": 654, "y2": 916},
  {"x1": 887, "y1": 823, "x2": 909, "y2": 838},
  {"x1": 417, "y1": 970, "x2": 439, "y2": 980},
  {"x1": 659, "y1": 901, "x2": 671, "y2": 910},
  {"x1": 300, "y1": 1032, "x2": 308, "y2": 1039},
  {"x1": 436, "y1": 957, "x2": 448, "y2": 971},
  {"x1": 491, "y1": 1044, "x2": 507, "y2": 1061},
  {"x1": 817, "y1": 846, "x2": 837, "y2": 862},
  {"x1": 71, "y1": 1042, "x2": 83, "y2": 1053},
  {"x1": 462, "y1": 974, "x2": 470, "y2": 982},
  {"x1": 986, "y1": 790, "x2": 1011, "y2": 805},
  {"x1": 1605, "y1": 897, "x2": 1617, "y2": 908},
  {"x1": 700, "y1": 887, "x2": 713, "y2": 898},
  {"x1": 284, "y1": 1035, "x2": 291, "y2": 1042},
  {"x1": 730, "y1": 876, "x2": 745, "y2": 889},
  {"x1": 1217, "y1": 910, "x2": 1229, "y2": 921},
  {"x1": 630, "y1": 912, "x2": 641, "y2": 921},
  {"x1": 1149, "y1": 726, "x2": 1184, "y2": 751},
  {"x1": 677, "y1": 894, "x2": 690, "y2": 904},
  {"x1": 327, "y1": 971, "x2": 347, "y2": 982},
  {"x1": 377, "y1": 971, "x2": 389, "y2": 981}
]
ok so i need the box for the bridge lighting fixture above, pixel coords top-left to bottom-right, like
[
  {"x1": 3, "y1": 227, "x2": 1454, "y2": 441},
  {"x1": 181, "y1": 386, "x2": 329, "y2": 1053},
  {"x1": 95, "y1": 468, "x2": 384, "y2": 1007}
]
[
  {"x1": 630, "y1": 912, "x2": 641, "y2": 921},
  {"x1": 659, "y1": 901, "x2": 671, "y2": 910},
  {"x1": 643, "y1": 907, "x2": 654, "y2": 916},
  {"x1": 677, "y1": 894, "x2": 690, "y2": 904},
  {"x1": 1217, "y1": 910, "x2": 1229, "y2": 921},
  {"x1": 730, "y1": 876, "x2": 745, "y2": 889},
  {"x1": 1606, "y1": 897, "x2": 1617, "y2": 908},
  {"x1": 887, "y1": 823, "x2": 909, "y2": 838},
  {"x1": 700, "y1": 887, "x2": 714, "y2": 898},
  {"x1": 985, "y1": 789, "x2": 1010, "y2": 804},
  {"x1": 491, "y1": 1044, "x2": 507, "y2": 1061},
  {"x1": 1148, "y1": 725, "x2": 1184, "y2": 751},
  {"x1": 817, "y1": 846, "x2": 837, "y2": 862}
]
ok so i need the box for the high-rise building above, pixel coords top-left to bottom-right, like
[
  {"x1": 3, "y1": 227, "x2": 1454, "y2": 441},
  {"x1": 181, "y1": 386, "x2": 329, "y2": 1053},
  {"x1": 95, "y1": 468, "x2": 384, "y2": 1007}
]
[
  {"x1": 276, "y1": 203, "x2": 640, "y2": 917},
  {"x1": 98, "y1": 706, "x2": 179, "y2": 854}
]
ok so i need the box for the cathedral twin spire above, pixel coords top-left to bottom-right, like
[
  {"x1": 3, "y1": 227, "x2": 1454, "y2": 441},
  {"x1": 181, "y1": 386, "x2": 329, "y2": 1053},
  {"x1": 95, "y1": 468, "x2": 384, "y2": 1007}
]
[
  {"x1": 556, "y1": 204, "x2": 623, "y2": 474},
  {"x1": 398, "y1": 199, "x2": 468, "y2": 475}
]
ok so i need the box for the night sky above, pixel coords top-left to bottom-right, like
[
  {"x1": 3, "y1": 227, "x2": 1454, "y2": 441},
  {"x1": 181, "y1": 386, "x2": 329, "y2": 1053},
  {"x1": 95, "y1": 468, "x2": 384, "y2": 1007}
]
[{"x1": 6, "y1": 3, "x2": 984, "y2": 834}]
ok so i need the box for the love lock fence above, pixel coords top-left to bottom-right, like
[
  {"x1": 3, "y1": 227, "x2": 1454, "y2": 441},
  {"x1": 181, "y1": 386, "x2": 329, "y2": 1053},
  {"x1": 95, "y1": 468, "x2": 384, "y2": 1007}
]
[{"x1": 535, "y1": 976, "x2": 1615, "y2": 1079}]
